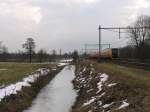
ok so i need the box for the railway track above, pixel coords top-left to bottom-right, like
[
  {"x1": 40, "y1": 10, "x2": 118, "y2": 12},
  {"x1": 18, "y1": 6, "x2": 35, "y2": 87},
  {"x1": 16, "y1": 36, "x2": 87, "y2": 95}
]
[{"x1": 112, "y1": 58, "x2": 150, "y2": 70}]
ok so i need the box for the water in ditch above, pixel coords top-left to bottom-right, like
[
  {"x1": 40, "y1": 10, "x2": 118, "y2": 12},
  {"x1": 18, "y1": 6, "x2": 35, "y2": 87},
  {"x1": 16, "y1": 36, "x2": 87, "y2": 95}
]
[{"x1": 24, "y1": 65, "x2": 77, "y2": 112}]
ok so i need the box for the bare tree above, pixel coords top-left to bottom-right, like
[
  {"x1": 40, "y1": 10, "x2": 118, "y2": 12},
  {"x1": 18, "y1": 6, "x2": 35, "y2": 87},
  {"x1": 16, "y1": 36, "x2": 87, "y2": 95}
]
[
  {"x1": 37, "y1": 49, "x2": 47, "y2": 63},
  {"x1": 72, "y1": 50, "x2": 79, "y2": 63},
  {"x1": 127, "y1": 15, "x2": 150, "y2": 58},
  {"x1": 0, "y1": 41, "x2": 3, "y2": 54},
  {"x1": 52, "y1": 49, "x2": 56, "y2": 56},
  {"x1": 0, "y1": 42, "x2": 9, "y2": 61},
  {"x1": 51, "y1": 49, "x2": 56, "y2": 61},
  {"x1": 22, "y1": 38, "x2": 36, "y2": 63}
]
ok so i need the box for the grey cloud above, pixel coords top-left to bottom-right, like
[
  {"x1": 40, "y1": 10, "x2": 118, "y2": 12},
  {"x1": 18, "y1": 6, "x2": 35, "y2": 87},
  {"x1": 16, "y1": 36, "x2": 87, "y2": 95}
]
[{"x1": 0, "y1": 0, "x2": 150, "y2": 53}]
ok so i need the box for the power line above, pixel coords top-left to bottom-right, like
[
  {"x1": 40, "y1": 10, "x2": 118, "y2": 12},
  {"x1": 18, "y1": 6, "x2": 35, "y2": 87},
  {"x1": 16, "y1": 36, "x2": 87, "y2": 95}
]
[
  {"x1": 97, "y1": 25, "x2": 150, "y2": 60},
  {"x1": 99, "y1": 26, "x2": 150, "y2": 39},
  {"x1": 100, "y1": 26, "x2": 150, "y2": 29},
  {"x1": 103, "y1": 29, "x2": 128, "y2": 33},
  {"x1": 85, "y1": 44, "x2": 111, "y2": 46}
]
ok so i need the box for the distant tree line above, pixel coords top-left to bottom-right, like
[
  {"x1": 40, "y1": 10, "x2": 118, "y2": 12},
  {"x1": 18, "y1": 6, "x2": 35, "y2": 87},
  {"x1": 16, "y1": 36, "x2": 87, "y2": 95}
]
[
  {"x1": 119, "y1": 15, "x2": 150, "y2": 60},
  {"x1": 0, "y1": 38, "x2": 73, "y2": 63}
]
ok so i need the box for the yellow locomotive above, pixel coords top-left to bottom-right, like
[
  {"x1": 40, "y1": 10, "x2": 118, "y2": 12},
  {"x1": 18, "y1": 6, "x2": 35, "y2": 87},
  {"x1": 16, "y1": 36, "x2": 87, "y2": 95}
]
[{"x1": 89, "y1": 48, "x2": 119, "y2": 59}]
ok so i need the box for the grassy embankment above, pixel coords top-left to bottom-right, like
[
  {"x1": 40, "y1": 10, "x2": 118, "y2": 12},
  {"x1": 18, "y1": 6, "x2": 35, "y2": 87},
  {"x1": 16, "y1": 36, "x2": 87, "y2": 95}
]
[
  {"x1": 95, "y1": 62, "x2": 150, "y2": 89},
  {"x1": 72, "y1": 60, "x2": 150, "y2": 112},
  {"x1": 96, "y1": 61, "x2": 150, "y2": 112},
  {"x1": 0, "y1": 62, "x2": 62, "y2": 112}
]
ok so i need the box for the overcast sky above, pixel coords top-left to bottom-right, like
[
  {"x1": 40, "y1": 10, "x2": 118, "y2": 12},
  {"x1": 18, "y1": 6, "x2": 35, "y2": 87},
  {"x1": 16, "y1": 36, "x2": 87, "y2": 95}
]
[{"x1": 0, "y1": 0, "x2": 150, "y2": 53}]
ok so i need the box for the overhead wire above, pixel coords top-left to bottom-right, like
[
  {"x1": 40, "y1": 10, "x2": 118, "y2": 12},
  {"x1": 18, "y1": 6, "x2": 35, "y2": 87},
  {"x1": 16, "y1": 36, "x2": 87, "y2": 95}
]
[{"x1": 103, "y1": 28, "x2": 129, "y2": 33}]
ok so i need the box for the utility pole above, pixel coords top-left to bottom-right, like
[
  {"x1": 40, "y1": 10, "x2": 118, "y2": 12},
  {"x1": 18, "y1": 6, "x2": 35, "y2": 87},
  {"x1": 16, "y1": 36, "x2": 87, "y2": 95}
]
[
  {"x1": 59, "y1": 49, "x2": 62, "y2": 56},
  {"x1": 98, "y1": 25, "x2": 101, "y2": 59},
  {"x1": 109, "y1": 44, "x2": 111, "y2": 48},
  {"x1": 84, "y1": 44, "x2": 87, "y2": 54}
]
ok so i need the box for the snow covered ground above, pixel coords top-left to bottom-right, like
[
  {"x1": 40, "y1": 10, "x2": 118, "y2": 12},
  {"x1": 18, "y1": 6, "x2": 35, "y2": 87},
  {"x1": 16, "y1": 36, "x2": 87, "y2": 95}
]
[
  {"x1": 58, "y1": 62, "x2": 69, "y2": 66},
  {"x1": 60, "y1": 59, "x2": 73, "y2": 63},
  {"x1": 118, "y1": 100, "x2": 130, "y2": 109},
  {"x1": 0, "y1": 68, "x2": 50, "y2": 101},
  {"x1": 50, "y1": 59, "x2": 72, "y2": 67}
]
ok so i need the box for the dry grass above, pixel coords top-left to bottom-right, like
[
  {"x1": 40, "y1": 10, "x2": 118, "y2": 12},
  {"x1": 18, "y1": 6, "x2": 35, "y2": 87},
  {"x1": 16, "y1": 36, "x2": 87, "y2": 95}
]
[
  {"x1": 0, "y1": 62, "x2": 50, "y2": 86},
  {"x1": 94, "y1": 62, "x2": 150, "y2": 88}
]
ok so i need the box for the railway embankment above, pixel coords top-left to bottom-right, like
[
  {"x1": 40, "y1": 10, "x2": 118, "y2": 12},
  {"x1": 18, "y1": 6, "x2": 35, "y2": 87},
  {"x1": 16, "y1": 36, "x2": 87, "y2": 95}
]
[{"x1": 72, "y1": 60, "x2": 150, "y2": 112}]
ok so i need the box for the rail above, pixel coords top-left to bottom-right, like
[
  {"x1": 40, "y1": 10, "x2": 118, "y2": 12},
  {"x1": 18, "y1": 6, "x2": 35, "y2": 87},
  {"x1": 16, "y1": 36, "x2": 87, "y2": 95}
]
[{"x1": 112, "y1": 58, "x2": 150, "y2": 70}]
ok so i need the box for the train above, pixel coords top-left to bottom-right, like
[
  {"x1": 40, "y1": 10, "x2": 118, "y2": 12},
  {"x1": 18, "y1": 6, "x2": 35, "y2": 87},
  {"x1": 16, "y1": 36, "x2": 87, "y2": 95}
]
[{"x1": 89, "y1": 48, "x2": 119, "y2": 59}]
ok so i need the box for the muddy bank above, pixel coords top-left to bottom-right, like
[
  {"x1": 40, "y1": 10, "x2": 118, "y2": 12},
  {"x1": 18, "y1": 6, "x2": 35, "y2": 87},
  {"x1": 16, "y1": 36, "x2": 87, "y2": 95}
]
[
  {"x1": 72, "y1": 60, "x2": 150, "y2": 112},
  {"x1": 0, "y1": 66, "x2": 63, "y2": 112}
]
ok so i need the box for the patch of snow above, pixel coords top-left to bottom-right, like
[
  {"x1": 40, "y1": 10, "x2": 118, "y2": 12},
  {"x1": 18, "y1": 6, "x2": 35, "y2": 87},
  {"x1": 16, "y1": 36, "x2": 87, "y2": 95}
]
[
  {"x1": 80, "y1": 77, "x2": 86, "y2": 83},
  {"x1": 100, "y1": 73, "x2": 109, "y2": 82},
  {"x1": 0, "y1": 69, "x2": 8, "y2": 71},
  {"x1": 96, "y1": 81, "x2": 102, "y2": 94},
  {"x1": 96, "y1": 73, "x2": 109, "y2": 94},
  {"x1": 83, "y1": 97, "x2": 96, "y2": 106},
  {"x1": 108, "y1": 83, "x2": 117, "y2": 87},
  {"x1": 58, "y1": 63, "x2": 69, "y2": 66},
  {"x1": 60, "y1": 59, "x2": 73, "y2": 63},
  {"x1": 90, "y1": 71, "x2": 93, "y2": 75},
  {"x1": 90, "y1": 64, "x2": 93, "y2": 67},
  {"x1": 98, "y1": 101, "x2": 102, "y2": 106},
  {"x1": 88, "y1": 110, "x2": 92, "y2": 112},
  {"x1": 106, "y1": 111, "x2": 110, "y2": 112},
  {"x1": 87, "y1": 89, "x2": 94, "y2": 93},
  {"x1": 118, "y1": 100, "x2": 129, "y2": 109},
  {"x1": 98, "y1": 73, "x2": 101, "y2": 75},
  {"x1": 0, "y1": 68, "x2": 50, "y2": 102},
  {"x1": 97, "y1": 92, "x2": 106, "y2": 98},
  {"x1": 82, "y1": 67, "x2": 86, "y2": 72},
  {"x1": 79, "y1": 72, "x2": 82, "y2": 75},
  {"x1": 103, "y1": 102, "x2": 114, "y2": 108},
  {"x1": 52, "y1": 68, "x2": 57, "y2": 71},
  {"x1": 83, "y1": 84, "x2": 89, "y2": 88}
]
